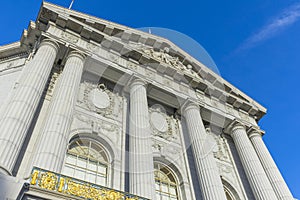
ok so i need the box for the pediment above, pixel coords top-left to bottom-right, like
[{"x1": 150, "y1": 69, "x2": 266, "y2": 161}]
[{"x1": 7, "y1": 1, "x2": 266, "y2": 120}]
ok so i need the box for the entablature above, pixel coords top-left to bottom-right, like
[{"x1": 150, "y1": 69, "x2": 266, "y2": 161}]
[
  {"x1": 3, "y1": 2, "x2": 266, "y2": 129},
  {"x1": 19, "y1": 20, "x2": 259, "y2": 129}
]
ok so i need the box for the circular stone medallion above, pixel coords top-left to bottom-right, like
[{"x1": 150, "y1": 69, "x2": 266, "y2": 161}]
[
  {"x1": 150, "y1": 112, "x2": 168, "y2": 132},
  {"x1": 89, "y1": 88, "x2": 110, "y2": 109}
]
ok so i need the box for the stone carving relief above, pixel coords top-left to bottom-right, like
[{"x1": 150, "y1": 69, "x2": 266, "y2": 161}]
[
  {"x1": 0, "y1": 58, "x2": 26, "y2": 72},
  {"x1": 196, "y1": 90, "x2": 205, "y2": 103},
  {"x1": 152, "y1": 139, "x2": 183, "y2": 166},
  {"x1": 129, "y1": 43, "x2": 199, "y2": 78},
  {"x1": 61, "y1": 32, "x2": 79, "y2": 44},
  {"x1": 149, "y1": 106, "x2": 179, "y2": 141},
  {"x1": 239, "y1": 111, "x2": 250, "y2": 121},
  {"x1": 92, "y1": 120, "x2": 119, "y2": 136},
  {"x1": 126, "y1": 62, "x2": 138, "y2": 70},
  {"x1": 80, "y1": 82, "x2": 123, "y2": 118},
  {"x1": 73, "y1": 113, "x2": 120, "y2": 145},
  {"x1": 206, "y1": 128, "x2": 230, "y2": 163},
  {"x1": 86, "y1": 43, "x2": 99, "y2": 52},
  {"x1": 46, "y1": 69, "x2": 61, "y2": 97}
]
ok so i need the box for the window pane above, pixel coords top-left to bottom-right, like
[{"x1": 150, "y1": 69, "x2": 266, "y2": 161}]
[
  {"x1": 96, "y1": 176, "x2": 106, "y2": 186},
  {"x1": 77, "y1": 157, "x2": 87, "y2": 168},
  {"x1": 63, "y1": 165, "x2": 74, "y2": 177},
  {"x1": 161, "y1": 183, "x2": 168, "y2": 193},
  {"x1": 74, "y1": 168, "x2": 85, "y2": 180},
  {"x1": 86, "y1": 172, "x2": 96, "y2": 183},
  {"x1": 66, "y1": 155, "x2": 76, "y2": 165},
  {"x1": 88, "y1": 161, "x2": 97, "y2": 171},
  {"x1": 98, "y1": 165, "x2": 107, "y2": 174},
  {"x1": 170, "y1": 186, "x2": 176, "y2": 195},
  {"x1": 155, "y1": 182, "x2": 160, "y2": 190},
  {"x1": 161, "y1": 194, "x2": 169, "y2": 200}
]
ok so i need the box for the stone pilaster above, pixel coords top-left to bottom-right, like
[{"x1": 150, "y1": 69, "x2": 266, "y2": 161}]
[
  {"x1": 230, "y1": 123, "x2": 278, "y2": 200},
  {"x1": 129, "y1": 78, "x2": 156, "y2": 200},
  {"x1": 0, "y1": 39, "x2": 59, "y2": 175},
  {"x1": 249, "y1": 130, "x2": 294, "y2": 200},
  {"x1": 183, "y1": 102, "x2": 227, "y2": 200},
  {"x1": 33, "y1": 51, "x2": 85, "y2": 173}
]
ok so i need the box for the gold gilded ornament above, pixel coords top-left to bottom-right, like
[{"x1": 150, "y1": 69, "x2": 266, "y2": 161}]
[
  {"x1": 58, "y1": 177, "x2": 65, "y2": 192},
  {"x1": 39, "y1": 172, "x2": 57, "y2": 190},
  {"x1": 30, "y1": 170, "x2": 38, "y2": 185}
]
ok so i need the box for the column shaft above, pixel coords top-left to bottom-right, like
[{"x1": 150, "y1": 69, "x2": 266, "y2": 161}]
[
  {"x1": 249, "y1": 131, "x2": 294, "y2": 200},
  {"x1": 230, "y1": 124, "x2": 278, "y2": 200},
  {"x1": 0, "y1": 39, "x2": 59, "y2": 175},
  {"x1": 33, "y1": 51, "x2": 85, "y2": 173},
  {"x1": 129, "y1": 78, "x2": 156, "y2": 200},
  {"x1": 183, "y1": 103, "x2": 227, "y2": 200}
]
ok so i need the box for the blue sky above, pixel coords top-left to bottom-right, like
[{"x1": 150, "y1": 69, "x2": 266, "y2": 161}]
[{"x1": 0, "y1": 0, "x2": 299, "y2": 198}]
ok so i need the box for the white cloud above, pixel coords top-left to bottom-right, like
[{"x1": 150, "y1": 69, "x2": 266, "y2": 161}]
[{"x1": 237, "y1": 2, "x2": 300, "y2": 51}]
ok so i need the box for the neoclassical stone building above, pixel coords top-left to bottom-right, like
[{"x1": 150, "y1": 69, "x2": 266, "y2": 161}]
[{"x1": 0, "y1": 2, "x2": 295, "y2": 200}]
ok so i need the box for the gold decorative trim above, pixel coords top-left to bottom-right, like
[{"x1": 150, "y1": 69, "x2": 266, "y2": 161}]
[{"x1": 30, "y1": 167, "x2": 148, "y2": 200}]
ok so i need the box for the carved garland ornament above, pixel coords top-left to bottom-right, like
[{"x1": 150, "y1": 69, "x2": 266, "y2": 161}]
[{"x1": 206, "y1": 128, "x2": 230, "y2": 163}]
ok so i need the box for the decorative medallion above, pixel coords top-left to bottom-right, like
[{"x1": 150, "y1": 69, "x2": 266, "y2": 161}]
[
  {"x1": 149, "y1": 105, "x2": 178, "y2": 141},
  {"x1": 150, "y1": 111, "x2": 169, "y2": 133},
  {"x1": 83, "y1": 82, "x2": 114, "y2": 116},
  {"x1": 89, "y1": 88, "x2": 110, "y2": 109}
]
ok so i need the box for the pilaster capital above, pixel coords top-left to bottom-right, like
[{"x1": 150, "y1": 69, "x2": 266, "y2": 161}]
[{"x1": 39, "y1": 38, "x2": 60, "y2": 53}]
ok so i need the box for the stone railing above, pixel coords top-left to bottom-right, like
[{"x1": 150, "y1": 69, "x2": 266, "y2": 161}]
[{"x1": 30, "y1": 167, "x2": 148, "y2": 200}]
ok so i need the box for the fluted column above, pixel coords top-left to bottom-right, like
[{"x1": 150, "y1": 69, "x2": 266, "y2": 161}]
[
  {"x1": 33, "y1": 51, "x2": 85, "y2": 173},
  {"x1": 249, "y1": 130, "x2": 294, "y2": 200},
  {"x1": 129, "y1": 78, "x2": 156, "y2": 200},
  {"x1": 183, "y1": 102, "x2": 227, "y2": 200},
  {"x1": 230, "y1": 123, "x2": 278, "y2": 200},
  {"x1": 0, "y1": 39, "x2": 59, "y2": 175}
]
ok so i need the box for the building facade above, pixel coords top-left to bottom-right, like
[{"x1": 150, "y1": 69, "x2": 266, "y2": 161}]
[{"x1": 0, "y1": 2, "x2": 295, "y2": 200}]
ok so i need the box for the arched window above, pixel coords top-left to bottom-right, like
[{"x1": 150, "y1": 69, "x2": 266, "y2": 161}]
[
  {"x1": 62, "y1": 139, "x2": 109, "y2": 186},
  {"x1": 225, "y1": 189, "x2": 234, "y2": 200},
  {"x1": 154, "y1": 163, "x2": 179, "y2": 200},
  {"x1": 222, "y1": 179, "x2": 240, "y2": 200}
]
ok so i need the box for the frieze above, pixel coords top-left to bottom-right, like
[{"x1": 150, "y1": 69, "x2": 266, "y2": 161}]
[
  {"x1": 86, "y1": 43, "x2": 99, "y2": 53},
  {"x1": 126, "y1": 61, "x2": 138, "y2": 70},
  {"x1": 61, "y1": 32, "x2": 79, "y2": 44},
  {"x1": 239, "y1": 111, "x2": 250, "y2": 121},
  {"x1": 196, "y1": 90, "x2": 205, "y2": 103}
]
